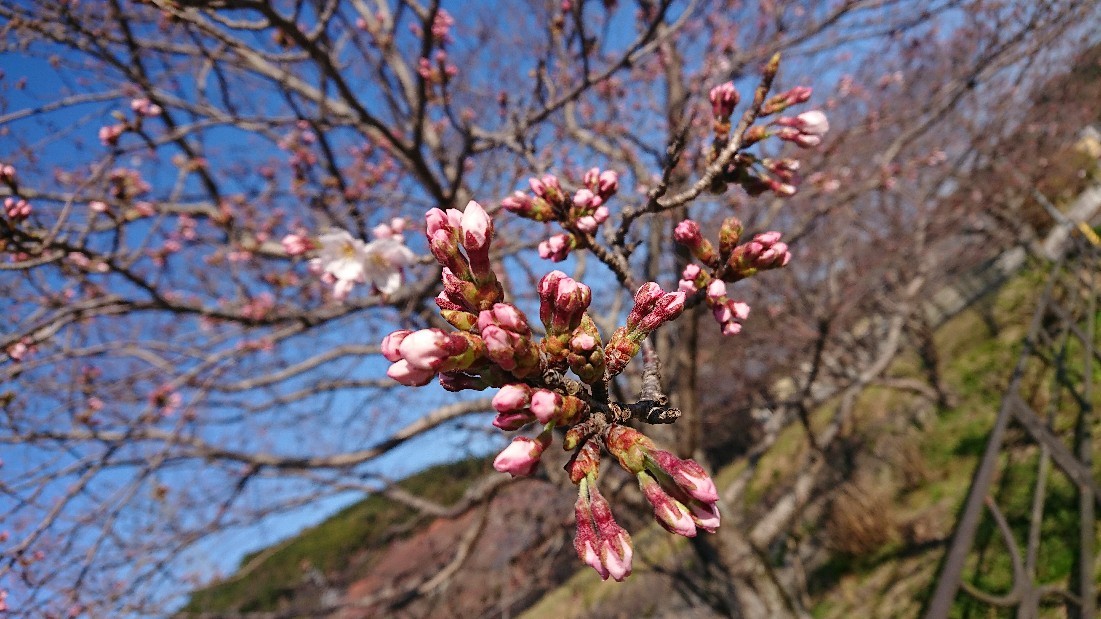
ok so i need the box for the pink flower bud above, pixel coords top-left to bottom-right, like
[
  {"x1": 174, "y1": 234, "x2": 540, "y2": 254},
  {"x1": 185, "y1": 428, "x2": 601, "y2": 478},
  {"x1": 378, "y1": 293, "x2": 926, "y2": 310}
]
[
  {"x1": 492, "y1": 410, "x2": 535, "y2": 431},
  {"x1": 689, "y1": 501, "x2": 721, "y2": 533},
  {"x1": 648, "y1": 449, "x2": 720, "y2": 504},
  {"x1": 381, "y1": 329, "x2": 411, "y2": 362},
  {"x1": 796, "y1": 110, "x2": 829, "y2": 135},
  {"x1": 709, "y1": 82, "x2": 740, "y2": 119},
  {"x1": 574, "y1": 483, "x2": 609, "y2": 580},
  {"x1": 755, "y1": 231, "x2": 782, "y2": 245},
  {"x1": 639, "y1": 472, "x2": 697, "y2": 537},
  {"x1": 570, "y1": 332, "x2": 596, "y2": 351},
  {"x1": 530, "y1": 389, "x2": 563, "y2": 425},
  {"x1": 584, "y1": 480, "x2": 633, "y2": 581},
  {"x1": 538, "y1": 233, "x2": 573, "y2": 262},
  {"x1": 682, "y1": 264, "x2": 701, "y2": 281},
  {"x1": 501, "y1": 192, "x2": 531, "y2": 212},
  {"x1": 573, "y1": 188, "x2": 597, "y2": 208},
  {"x1": 493, "y1": 434, "x2": 550, "y2": 477},
  {"x1": 493, "y1": 384, "x2": 532, "y2": 413},
  {"x1": 460, "y1": 200, "x2": 491, "y2": 251},
  {"x1": 583, "y1": 167, "x2": 600, "y2": 188},
  {"x1": 281, "y1": 233, "x2": 311, "y2": 256},
  {"x1": 673, "y1": 219, "x2": 703, "y2": 244},
  {"x1": 576, "y1": 215, "x2": 598, "y2": 233},
  {"x1": 597, "y1": 170, "x2": 619, "y2": 198},
  {"x1": 386, "y1": 359, "x2": 437, "y2": 386},
  {"x1": 706, "y1": 279, "x2": 726, "y2": 301},
  {"x1": 397, "y1": 328, "x2": 451, "y2": 370},
  {"x1": 478, "y1": 303, "x2": 530, "y2": 335}
]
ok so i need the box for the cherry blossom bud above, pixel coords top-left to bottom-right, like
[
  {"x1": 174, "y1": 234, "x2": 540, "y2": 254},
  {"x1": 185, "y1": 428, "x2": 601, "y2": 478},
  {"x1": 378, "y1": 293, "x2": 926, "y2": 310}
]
[
  {"x1": 639, "y1": 471, "x2": 697, "y2": 537},
  {"x1": 583, "y1": 167, "x2": 600, "y2": 188},
  {"x1": 397, "y1": 328, "x2": 451, "y2": 370},
  {"x1": 4, "y1": 198, "x2": 31, "y2": 220},
  {"x1": 565, "y1": 439, "x2": 601, "y2": 484},
  {"x1": 493, "y1": 384, "x2": 536, "y2": 429},
  {"x1": 530, "y1": 389, "x2": 563, "y2": 425},
  {"x1": 796, "y1": 110, "x2": 829, "y2": 135},
  {"x1": 386, "y1": 359, "x2": 437, "y2": 386},
  {"x1": 574, "y1": 481, "x2": 608, "y2": 580},
  {"x1": 674, "y1": 219, "x2": 719, "y2": 266},
  {"x1": 647, "y1": 449, "x2": 720, "y2": 504},
  {"x1": 89, "y1": 200, "x2": 109, "y2": 213},
  {"x1": 460, "y1": 200, "x2": 491, "y2": 252},
  {"x1": 478, "y1": 303, "x2": 530, "y2": 335},
  {"x1": 718, "y1": 217, "x2": 744, "y2": 254},
  {"x1": 709, "y1": 82, "x2": 740, "y2": 119},
  {"x1": 597, "y1": 525, "x2": 632, "y2": 582},
  {"x1": 493, "y1": 383, "x2": 532, "y2": 414},
  {"x1": 493, "y1": 431, "x2": 552, "y2": 477},
  {"x1": 597, "y1": 170, "x2": 619, "y2": 198},
  {"x1": 679, "y1": 263, "x2": 705, "y2": 293},
  {"x1": 381, "y1": 329, "x2": 411, "y2": 362},
  {"x1": 538, "y1": 233, "x2": 574, "y2": 262},
  {"x1": 575, "y1": 478, "x2": 633, "y2": 581},
  {"x1": 762, "y1": 85, "x2": 812, "y2": 115},
  {"x1": 706, "y1": 279, "x2": 726, "y2": 301},
  {"x1": 0, "y1": 164, "x2": 15, "y2": 184},
  {"x1": 99, "y1": 124, "x2": 124, "y2": 146},
  {"x1": 281, "y1": 234, "x2": 311, "y2": 256},
  {"x1": 130, "y1": 98, "x2": 162, "y2": 117},
  {"x1": 673, "y1": 219, "x2": 703, "y2": 245},
  {"x1": 688, "y1": 500, "x2": 721, "y2": 533},
  {"x1": 573, "y1": 188, "x2": 597, "y2": 208}
]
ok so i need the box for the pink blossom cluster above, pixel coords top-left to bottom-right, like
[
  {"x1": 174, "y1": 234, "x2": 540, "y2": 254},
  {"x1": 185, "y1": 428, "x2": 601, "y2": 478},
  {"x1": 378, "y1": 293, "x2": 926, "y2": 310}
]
[
  {"x1": 130, "y1": 97, "x2": 162, "y2": 117},
  {"x1": 605, "y1": 425, "x2": 720, "y2": 538},
  {"x1": 4, "y1": 197, "x2": 30, "y2": 221},
  {"x1": 703, "y1": 80, "x2": 826, "y2": 197},
  {"x1": 429, "y1": 9, "x2": 454, "y2": 43},
  {"x1": 99, "y1": 124, "x2": 125, "y2": 147},
  {"x1": 379, "y1": 203, "x2": 717, "y2": 581},
  {"x1": 675, "y1": 217, "x2": 791, "y2": 335},
  {"x1": 417, "y1": 51, "x2": 458, "y2": 87},
  {"x1": 502, "y1": 168, "x2": 618, "y2": 262},
  {"x1": 603, "y1": 283, "x2": 686, "y2": 376}
]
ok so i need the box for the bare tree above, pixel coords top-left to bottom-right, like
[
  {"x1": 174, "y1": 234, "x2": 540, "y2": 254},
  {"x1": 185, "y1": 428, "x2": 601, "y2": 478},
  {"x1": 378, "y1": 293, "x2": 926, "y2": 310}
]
[{"x1": 0, "y1": 1, "x2": 1096, "y2": 617}]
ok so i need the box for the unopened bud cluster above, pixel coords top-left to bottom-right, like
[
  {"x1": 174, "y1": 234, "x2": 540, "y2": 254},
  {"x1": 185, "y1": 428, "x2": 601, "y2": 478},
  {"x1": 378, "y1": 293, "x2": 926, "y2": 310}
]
[
  {"x1": 381, "y1": 200, "x2": 711, "y2": 581},
  {"x1": 501, "y1": 167, "x2": 618, "y2": 262},
  {"x1": 676, "y1": 217, "x2": 790, "y2": 335},
  {"x1": 381, "y1": 61, "x2": 828, "y2": 581},
  {"x1": 705, "y1": 79, "x2": 828, "y2": 197}
]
